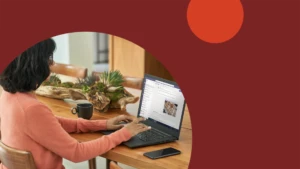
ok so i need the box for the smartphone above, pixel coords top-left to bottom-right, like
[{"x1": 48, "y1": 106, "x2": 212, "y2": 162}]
[{"x1": 143, "y1": 147, "x2": 181, "y2": 159}]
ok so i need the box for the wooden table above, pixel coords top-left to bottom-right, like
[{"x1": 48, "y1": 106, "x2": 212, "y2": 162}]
[{"x1": 2, "y1": 86, "x2": 192, "y2": 169}]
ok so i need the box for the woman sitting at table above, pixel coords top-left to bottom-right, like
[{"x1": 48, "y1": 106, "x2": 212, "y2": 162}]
[{"x1": 0, "y1": 38, "x2": 150, "y2": 169}]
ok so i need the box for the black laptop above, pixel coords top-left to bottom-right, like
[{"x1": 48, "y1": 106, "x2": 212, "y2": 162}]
[{"x1": 102, "y1": 74, "x2": 186, "y2": 148}]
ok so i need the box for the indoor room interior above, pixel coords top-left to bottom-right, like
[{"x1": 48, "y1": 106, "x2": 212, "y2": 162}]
[
  {"x1": 52, "y1": 32, "x2": 175, "y2": 169},
  {"x1": 0, "y1": 32, "x2": 191, "y2": 169},
  {"x1": 52, "y1": 32, "x2": 174, "y2": 81}
]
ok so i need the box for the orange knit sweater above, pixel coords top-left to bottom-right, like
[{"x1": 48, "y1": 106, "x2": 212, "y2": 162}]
[{"x1": 0, "y1": 91, "x2": 131, "y2": 169}]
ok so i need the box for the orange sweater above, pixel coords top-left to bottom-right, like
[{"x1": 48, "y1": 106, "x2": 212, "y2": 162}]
[{"x1": 0, "y1": 91, "x2": 131, "y2": 169}]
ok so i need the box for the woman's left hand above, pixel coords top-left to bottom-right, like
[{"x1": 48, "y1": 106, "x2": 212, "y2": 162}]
[{"x1": 106, "y1": 115, "x2": 134, "y2": 130}]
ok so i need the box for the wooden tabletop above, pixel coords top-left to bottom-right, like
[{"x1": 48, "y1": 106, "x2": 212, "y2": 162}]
[{"x1": 36, "y1": 87, "x2": 192, "y2": 169}]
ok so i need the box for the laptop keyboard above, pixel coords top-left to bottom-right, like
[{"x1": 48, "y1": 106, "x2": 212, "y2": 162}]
[{"x1": 136, "y1": 128, "x2": 170, "y2": 142}]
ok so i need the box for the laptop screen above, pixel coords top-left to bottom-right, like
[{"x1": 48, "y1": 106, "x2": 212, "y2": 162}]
[{"x1": 138, "y1": 74, "x2": 186, "y2": 137}]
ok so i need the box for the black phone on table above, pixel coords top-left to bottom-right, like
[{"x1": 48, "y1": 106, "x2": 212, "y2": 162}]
[{"x1": 143, "y1": 147, "x2": 181, "y2": 159}]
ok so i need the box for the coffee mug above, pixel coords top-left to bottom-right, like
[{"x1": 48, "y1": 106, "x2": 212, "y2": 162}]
[{"x1": 71, "y1": 103, "x2": 93, "y2": 120}]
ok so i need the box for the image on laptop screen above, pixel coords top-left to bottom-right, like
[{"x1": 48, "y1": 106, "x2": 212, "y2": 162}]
[{"x1": 138, "y1": 75, "x2": 185, "y2": 131}]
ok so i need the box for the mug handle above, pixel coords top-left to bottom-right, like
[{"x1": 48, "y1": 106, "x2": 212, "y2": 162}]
[{"x1": 71, "y1": 107, "x2": 77, "y2": 114}]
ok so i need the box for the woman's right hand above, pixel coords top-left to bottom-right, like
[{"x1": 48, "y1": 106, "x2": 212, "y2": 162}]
[{"x1": 124, "y1": 117, "x2": 151, "y2": 137}]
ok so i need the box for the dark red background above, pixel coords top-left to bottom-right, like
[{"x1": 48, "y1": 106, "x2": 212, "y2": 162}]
[{"x1": 0, "y1": 0, "x2": 299, "y2": 168}]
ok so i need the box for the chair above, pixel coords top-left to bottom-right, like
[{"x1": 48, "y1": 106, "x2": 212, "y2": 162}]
[
  {"x1": 0, "y1": 140, "x2": 37, "y2": 169},
  {"x1": 50, "y1": 62, "x2": 88, "y2": 79},
  {"x1": 0, "y1": 141, "x2": 97, "y2": 169},
  {"x1": 110, "y1": 161, "x2": 123, "y2": 169},
  {"x1": 92, "y1": 71, "x2": 143, "y2": 90},
  {"x1": 121, "y1": 76, "x2": 143, "y2": 90}
]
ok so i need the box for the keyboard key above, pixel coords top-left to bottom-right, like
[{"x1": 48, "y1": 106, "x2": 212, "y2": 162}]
[{"x1": 137, "y1": 129, "x2": 169, "y2": 141}]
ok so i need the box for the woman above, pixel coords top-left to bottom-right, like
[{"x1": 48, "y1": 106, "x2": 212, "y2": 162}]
[{"x1": 0, "y1": 38, "x2": 150, "y2": 169}]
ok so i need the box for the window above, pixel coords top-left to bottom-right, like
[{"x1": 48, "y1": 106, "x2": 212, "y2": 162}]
[{"x1": 95, "y1": 33, "x2": 109, "y2": 63}]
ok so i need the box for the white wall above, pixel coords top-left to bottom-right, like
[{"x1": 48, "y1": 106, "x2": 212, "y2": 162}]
[
  {"x1": 52, "y1": 34, "x2": 70, "y2": 64},
  {"x1": 52, "y1": 32, "x2": 98, "y2": 76},
  {"x1": 69, "y1": 32, "x2": 97, "y2": 75}
]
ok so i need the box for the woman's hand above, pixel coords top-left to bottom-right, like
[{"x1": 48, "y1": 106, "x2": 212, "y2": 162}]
[
  {"x1": 124, "y1": 117, "x2": 151, "y2": 137},
  {"x1": 106, "y1": 115, "x2": 134, "y2": 130}
]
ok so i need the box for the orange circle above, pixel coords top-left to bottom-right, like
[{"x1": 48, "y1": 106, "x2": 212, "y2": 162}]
[{"x1": 187, "y1": 0, "x2": 244, "y2": 43}]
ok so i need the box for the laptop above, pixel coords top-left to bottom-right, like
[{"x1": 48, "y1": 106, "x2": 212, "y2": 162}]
[{"x1": 102, "y1": 74, "x2": 186, "y2": 148}]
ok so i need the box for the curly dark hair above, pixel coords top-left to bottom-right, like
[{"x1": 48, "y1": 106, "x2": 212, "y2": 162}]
[{"x1": 0, "y1": 38, "x2": 56, "y2": 93}]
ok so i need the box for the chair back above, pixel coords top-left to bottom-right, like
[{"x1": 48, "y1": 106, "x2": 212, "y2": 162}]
[
  {"x1": 110, "y1": 161, "x2": 123, "y2": 169},
  {"x1": 50, "y1": 63, "x2": 88, "y2": 79},
  {"x1": 121, "y1": 76, "x2": 143, "y2": 90},
  {"x1": 92, "y1": 71, "x2": 143, "y2": 90},
  {"x1": 0, "y1": 140, "x2": 37, "y2": 169}
]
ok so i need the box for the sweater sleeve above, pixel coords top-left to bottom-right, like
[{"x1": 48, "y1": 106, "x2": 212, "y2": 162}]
[
  {"x1": 55, "y1": 116, "x2": 107, "y2": 133},
  {"x1": 24, "y1": 103, "x2": 132, "y2": 163}
]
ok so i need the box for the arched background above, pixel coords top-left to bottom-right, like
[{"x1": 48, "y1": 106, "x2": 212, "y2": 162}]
[{"x1": 0, "y1": 0, "x2": 299, "y2": 168}]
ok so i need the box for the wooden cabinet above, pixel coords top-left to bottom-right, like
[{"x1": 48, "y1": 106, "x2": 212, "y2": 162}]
[{"x1": 109, "y1": 35, "x2": 174, "y2": 81}]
